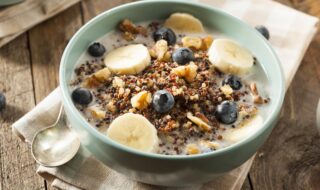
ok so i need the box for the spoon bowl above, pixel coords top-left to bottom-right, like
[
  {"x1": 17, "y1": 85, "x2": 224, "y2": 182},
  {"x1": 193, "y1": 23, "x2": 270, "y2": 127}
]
[{"x1": 31, "y1": 106, "x2": 80, "y2": 167}]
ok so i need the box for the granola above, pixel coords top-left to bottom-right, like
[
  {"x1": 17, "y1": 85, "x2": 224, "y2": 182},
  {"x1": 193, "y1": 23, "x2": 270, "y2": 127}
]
[{"x1": 70, "y1": 17, "x2": 270, "y2": 155}]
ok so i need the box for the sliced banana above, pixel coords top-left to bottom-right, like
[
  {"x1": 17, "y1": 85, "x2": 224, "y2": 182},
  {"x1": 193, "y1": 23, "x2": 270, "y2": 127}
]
[
  {"x1": 222, "y1": 115, "x2": 263, "y2": 143},
  {"x1": 164, "y1": 13, "x2": 204, "y2": 33},
  {"x1": 104, "y1": 44, "x2": 151, "y2": 75},
  {"x1": 208, "y1": 39, "x2": 254, "y2": 75},
  {"x1": 106, "y1": 113, "x2": 159, "y2": 153}
]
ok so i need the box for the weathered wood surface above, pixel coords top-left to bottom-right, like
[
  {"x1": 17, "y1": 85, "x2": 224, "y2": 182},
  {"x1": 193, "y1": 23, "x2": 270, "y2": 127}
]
[
  {"x1": 0, "y1": 34, "x2": 44, "y2": 189},
  {"x1": 248, "y1": 1, "x2": 320, "y2": 190},
  {"x1": 0, "y1": 0, "x2": 319, "y2": 190}
]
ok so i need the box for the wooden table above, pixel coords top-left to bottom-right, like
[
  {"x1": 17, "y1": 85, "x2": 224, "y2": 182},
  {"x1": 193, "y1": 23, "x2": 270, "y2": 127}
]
[{"x1": 0, "y1": 0, "x2": 319, "y2": 189}]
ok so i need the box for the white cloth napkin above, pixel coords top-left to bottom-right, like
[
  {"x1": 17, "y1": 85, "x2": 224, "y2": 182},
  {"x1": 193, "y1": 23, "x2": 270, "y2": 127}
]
[{"x1": 12, "y1": 0, "x2": 319, "y2": 189}]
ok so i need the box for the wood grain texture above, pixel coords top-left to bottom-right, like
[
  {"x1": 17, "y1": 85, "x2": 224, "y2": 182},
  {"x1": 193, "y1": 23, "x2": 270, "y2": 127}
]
[
  {"x1": 29, "y1": 3, "x2": 83, "y2": 102},
  {"x1": 249, "y1": 0, "x2": 320, "y2": 189},
  {"x1": 81, "y1": 0, "x2": 134, "y2": 21},
  {"x1": 0, "y1": 0, "x2": 319, "y2": 190},
  {"x1": 240, "y1": 178, "x2": 252, "y2": 190},
  {"x1": 0, "y1": 34, "x2": 44, "y2": 190}
]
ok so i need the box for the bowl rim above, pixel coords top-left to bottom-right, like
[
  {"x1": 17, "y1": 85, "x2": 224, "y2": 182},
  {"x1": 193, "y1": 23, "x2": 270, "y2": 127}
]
[{"x1": 59, "y1": 0, "x2": 285, "y2": 160}]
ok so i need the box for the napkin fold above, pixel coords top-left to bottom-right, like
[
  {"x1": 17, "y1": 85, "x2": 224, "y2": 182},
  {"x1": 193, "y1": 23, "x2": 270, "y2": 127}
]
[
  {"x1": 0, "y1": 0, "x2": 80, "y2": 48},
  {"x1": 12, "y1": 0, "x2": 319, "y2": 189}
]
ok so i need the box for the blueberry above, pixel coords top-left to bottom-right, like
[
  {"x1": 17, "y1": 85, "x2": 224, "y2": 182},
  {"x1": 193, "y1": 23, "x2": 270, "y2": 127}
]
[
  {"x1": 0, "y1": 92, "x2": 6, "y2": 111},
  {"x1": 152, "y1": 90, "x2": 175, "y2": 113},
  {"x1": 172, "y1": 48, "x2": 195, "y2": 65},
  {"x1": 153, "y1": 27, "x2": 176, "y2": 45},
  {"x1": 255, "y1": 25, "x2": 270, "y2": 40},
  {"x1": 88, "y1": 42, "x2": 106, "y2": 57},
  {"x1": 222, "y1": 75, "x2": 242, "y2": 90},
  {"x1": 215, "y1": 101, "x2": 238, "y2": 124},
  {"x1": 71, "y1": 87, "x2": 93, "y2": 105}
]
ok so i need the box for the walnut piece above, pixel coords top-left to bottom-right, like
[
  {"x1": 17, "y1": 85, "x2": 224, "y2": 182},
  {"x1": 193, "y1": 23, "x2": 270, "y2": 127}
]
[
  {"x1": 201, "y1": 35, "x2": 214, "y2": 50},
  {"x1": 119, "y1": 19, "x2": 147, "y2": 41},
  {"x1": 83, "y1": 67, "x2": 111, "y2": 88},
  {"x1": 187, "y1": 112, "x2": 211, "y2": 131},
  {"x1": 88, "y1": 107, "x2": 106, "y2": 119},
  {"x1": 130, "y1": 91, "x2": 152, "y2": 110},
  {"x1": 186, "y1": 144, "x2": 200, "y2": 155},
  {"x1": 182, "y1": 36, "x2": 202, "y2": 50},
  {"x1": 220, "y1": 84, "x2": 233, "y2": 97},
  {"x1": 250, "y1": 82, "x2": 265, "y2": 104},
  {"x1": 149, "y1": 39, "x2": 169, "y2": 61},
  {"x1": 107, "y1": 100, "x2": 117, "y2": 113},
  {"x1": 172, "y1": 62, "x2": 198, "y2": 82},
  {"x1": 200, "y1": 140, "x2": 220, "y2": 149},
  {"x1": 112, "y1": 77, "x2": 125, "y2": 88}
]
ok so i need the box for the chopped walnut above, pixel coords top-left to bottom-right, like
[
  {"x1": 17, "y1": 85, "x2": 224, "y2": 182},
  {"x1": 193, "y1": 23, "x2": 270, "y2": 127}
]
[
  {"x1": 118, "y1": 87, "x2": 125, "y2": 96},
  {"x1": 161, "y1": 120, "x2": 180, "y2": 132},
  {"x1": 88, "y1": 107, "x2": 106, "y2": 119},
  {"x1": 200, "y1": 140, "x2": 220, "y2": 149},
  {"x1": 107, "y1": 100, "x2": 117, "y2": 113},
  {"x1": 118, "y1": 19, "x2": 147, "y2": 41},
  {"x1": 195, "y1": 112, "x2": 210, "y2": 124},
  {"x1": 190, "y1": 94, "x2": 199, "y2": 100},
  {"x1": 186, "y1": 144, "x2": 200, "y2": 154},
  {"x1": 123, "y1": 32, "x2": 135, "y2": 41},
  {"x1": 250, "y1": 82, "x2": 266, "y2": 104},
  {"x1": 83, "y1": 67, "x2": 111, "y2": 88},
  {"x1": 239, "y1": 104, "x2": 258, "y2": 118},
  {"x1": 253, "y1": 96, "x2": 264, "y2": 104},
  {"x1": 130, "y1": 91, "x2": 152, "y2": 110},
  {"x1": 172, "y1": 86, "x2": 184, "y2": 96},
  {"x1": 112, "y1": 77, "x2": 125, "y2": 88},
  {"x1": 119, "y1": 19, "x2": 138, "y2": 34},
  {"x1": 201, "y1": 35, "x2": 214, "y2": 50},
  {"x1": 124, "y1": 88, "x2": 131, "y2": 97},
  {"x1": 187, "y1": 112, "x2": 211, "y2": 131},
  {"x1": 149, "y1": 40, "x2": 169, "y2": 61},
  {"x1": 250, "y1": 82, "x2": 259, "y2": 95},
  {"x1": 182, "y1": 36, "x2": 202, "y2": 50},
  {"x1": 220, "y1": 84, "x2": 233, "y2": 97},
  {"x1": 183, "y1": 121, "x2": 193, "y2": 128},
  {"x1": 172, "y1": 62, "x2": 198, "y2": 82}
]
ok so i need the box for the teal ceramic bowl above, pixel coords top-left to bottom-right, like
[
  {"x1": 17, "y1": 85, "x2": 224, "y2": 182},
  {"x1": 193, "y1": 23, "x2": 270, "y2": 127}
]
[
  {"x1": 0, "y1": 0, "x2": 23, "y2": 6},
  {"x1": 59, "y1": 0, "x2": 285, "y2": 186}
]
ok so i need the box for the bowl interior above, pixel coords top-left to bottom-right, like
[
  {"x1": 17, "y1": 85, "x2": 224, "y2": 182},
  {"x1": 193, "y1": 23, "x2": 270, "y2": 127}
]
[{"x1": 60, "y1": 0, "x2": 285, "y2": 158}]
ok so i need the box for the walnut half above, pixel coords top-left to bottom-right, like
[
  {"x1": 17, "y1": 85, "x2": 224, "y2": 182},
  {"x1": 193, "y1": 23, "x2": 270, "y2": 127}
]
[{"x1": 172, "y1": 62, "x2": 198, "y2": 82}]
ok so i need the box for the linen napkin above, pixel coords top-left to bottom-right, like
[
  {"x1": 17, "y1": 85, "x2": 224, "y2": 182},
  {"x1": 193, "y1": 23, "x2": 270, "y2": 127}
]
[
  {"x1": 0, "y1": 0, "x2": 81, "y2": 48},
  {"x1": 12, "y1": 0, "x2": 319, "y2": 189}
]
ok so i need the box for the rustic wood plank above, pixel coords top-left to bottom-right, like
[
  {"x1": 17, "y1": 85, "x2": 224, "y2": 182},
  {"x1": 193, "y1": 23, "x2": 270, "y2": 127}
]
[
  {"x1": 29, "y1": 3, "x2": 83, "y2": 102},
  {"x1": 249, "y1": 0, "x2": 320, "y2": 189},
  {"x1": 240, "y1": 177, "x2": 252, "y2": 190},
  {"x1": 0, "y1": 35, "x2": 45, "y2": 190},
  {"x1": 81, "y1": 0, "x2": 135, "y2": 21}
]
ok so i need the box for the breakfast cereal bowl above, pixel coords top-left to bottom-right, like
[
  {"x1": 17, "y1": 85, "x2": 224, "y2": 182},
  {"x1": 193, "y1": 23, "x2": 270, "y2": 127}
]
[{"x1": 59, "y1": 0, "x2": 285, "y2": 186}]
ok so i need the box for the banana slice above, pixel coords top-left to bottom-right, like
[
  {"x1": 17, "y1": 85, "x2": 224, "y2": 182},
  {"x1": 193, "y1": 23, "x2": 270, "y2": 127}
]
[
  {"x1": 164, "y1": 13, "x2": 204, "y2": 33},
  {"x1": 104, "y1": 44, "x2": 151, "y2": 75},
  {"x1": 106, "y1": 113, "x2": 159, "y2": 153},
  {"x1": 222, "y1": 115, "x2": 263, "y2": 143},
  {"x1": 208, "y1": 39, "x2": 254, "y2": 75}
]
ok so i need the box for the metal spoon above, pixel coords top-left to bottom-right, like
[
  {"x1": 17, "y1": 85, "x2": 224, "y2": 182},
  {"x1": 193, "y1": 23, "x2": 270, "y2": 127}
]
[{"x1": 31, "y1": 105, "x2": 80, "y2": 167}]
